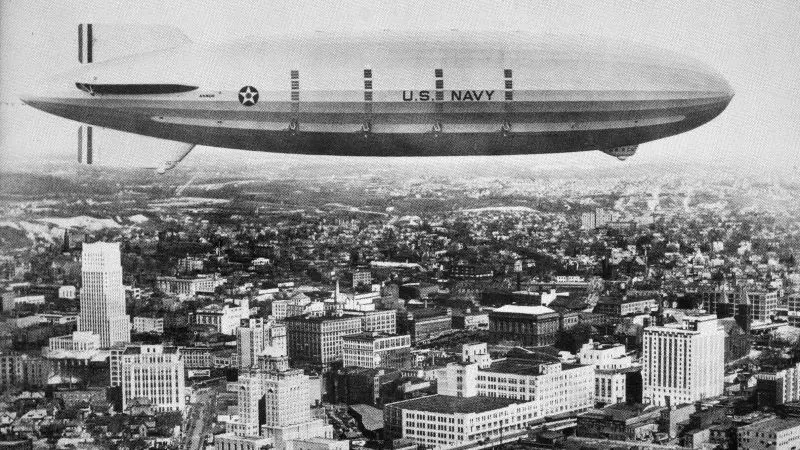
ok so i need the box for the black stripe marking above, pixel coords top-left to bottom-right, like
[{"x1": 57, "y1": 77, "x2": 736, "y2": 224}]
[
  {"x1": 86, "y1": 126, "x2": 93, "y2": 164},
  {"x1": 87, "y1": 23, "x2": 93, "y2": 64},
  {"x1": 78, "y1": 24, "x2": 83, "y2": 63},
  {"x1": 77, "y1": 126, "x2": 82, "y2": 163}
]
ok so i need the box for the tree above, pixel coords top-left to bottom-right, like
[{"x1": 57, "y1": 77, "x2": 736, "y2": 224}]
[
  {"x1": 40, "y1": 422, "x2": 65, "y2": 445},
  {"x1": 554, "y1": 323, "x2": 594, "y2": 353}
]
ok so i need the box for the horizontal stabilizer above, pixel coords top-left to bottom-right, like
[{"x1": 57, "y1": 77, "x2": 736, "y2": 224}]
[{"x1": 79, "y1": 23, "x2": 191, "y2": 64}]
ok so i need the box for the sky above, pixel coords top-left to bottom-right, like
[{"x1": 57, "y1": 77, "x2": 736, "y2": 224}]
[{"x1": 1, "y1": 0, "x2": 799, "y2": 176}]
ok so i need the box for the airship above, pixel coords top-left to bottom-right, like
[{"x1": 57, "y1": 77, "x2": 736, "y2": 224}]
[{"x1": 21, "y1": 25, "x2": 733, "y2": 172}]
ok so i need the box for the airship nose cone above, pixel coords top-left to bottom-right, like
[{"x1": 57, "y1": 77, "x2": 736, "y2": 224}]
[
  {"x1": 701, "y1": 67, "x2": 735, "y2": 101},
  {"x1": 719, "y1": 75, "x2": 735, "y2": 101}
]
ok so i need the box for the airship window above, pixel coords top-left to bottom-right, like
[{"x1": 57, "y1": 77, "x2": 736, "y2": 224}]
[
  {"x1": 435, "y1": 80, "x2": 444, "y2": 89},
  {"x1": 364, "y1": 91, "x2": 373, "y2": 102},
  {"x1": 291, "y1": 80, "x2": 300, "y2": 90},
  {"x1": 505, "y1": 91, "x2": 513, "y2": 101},
  {"x1": 505, "y1": 80, "x2": 513, "y2": 89},
  {"x1": 290, "y1": 70, "x2": 299, "y2": 80},
  {"x1": 504, "y1": 69, "x2": 513, "y2": 78},
  {"x1": 363, "y1": 69, "x2": 372, "y2": 79},
  {"x1": 75, "y1": 83, "x2": 198, "y2": 95},
  {"x1": 434, "y1": 69, "x2": 443, "y2": 78},
  {"x1": 364, "y1": 80, "x2": 373, "y2": 90}
]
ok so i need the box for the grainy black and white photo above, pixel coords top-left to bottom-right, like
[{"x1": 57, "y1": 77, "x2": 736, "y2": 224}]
[{"x1": 1, "y1": 1, "x2": 799, "y2": 449}]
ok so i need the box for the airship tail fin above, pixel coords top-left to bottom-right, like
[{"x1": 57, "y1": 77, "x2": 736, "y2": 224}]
[
  {"x1": 77, "y1": 125, "x2": 93, "y2": 165},
  {"x1": 76, "y1": 124, "x2": 195, "y2": 174},
  {"x1": 78, "y1": 23, "x2": 191, "y2": 64}
]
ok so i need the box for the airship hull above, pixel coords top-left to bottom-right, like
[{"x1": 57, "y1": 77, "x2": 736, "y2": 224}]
[
  {"x1": 26, "y1": 94, "x2": 730, "y2": 156},
  {"x1": 22, "y1": 32, "x2": 734, "y2": 157}
]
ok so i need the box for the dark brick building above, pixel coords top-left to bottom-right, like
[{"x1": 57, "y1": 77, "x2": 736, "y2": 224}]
[{"x1": 488, "y1": 304, "x2": 560, "y2": 346}]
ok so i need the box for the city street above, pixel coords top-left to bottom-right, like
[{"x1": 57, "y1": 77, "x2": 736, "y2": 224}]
[{"x1": 183, "y1": 387, "x2": 217, "y2": 450}]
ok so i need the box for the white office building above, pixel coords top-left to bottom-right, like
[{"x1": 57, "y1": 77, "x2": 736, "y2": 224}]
[
  {"x1": 642, "y1": 314, "x2": 725, "y2": 406},
  {"x1": 755, "y1": 361, "x2": 800, "y2": 405},
  {"x1": 45, "y1": 330, "x2": 103, "y2": 367},
  {"x1": 428, "y1": 347, "x2": 593, "y2": 418},
  {"x1": 271, "y1": 292, "x2": 312, "y2": 320},
  {"x1": 191, "y1": 299, "x2": 250, "y2": 335},
  {"x1": 132, "y1": 316, "x2": 164, "y2": 334},
  {"x1": 429, "y1": 362, "x2": 481, "y2": 398},
  {"x1": 476, "y1": 359, "x2": 595, "y2": 417},
  {"x1": 58, "y1": 285, "x2": 77, "y2": 300},
  {"x1": 577, "y1": 340, "x2": 638, "y2": 405},
  {"x1": 385, "y1": 395, "x2": 540, "y2": 448},
  {"x1": 79, "y1": 242, "x2": 130, "y2": 348},
  {"x1": 341, "y1": 333, "x2": 411, "y2": 368},
  {"x1": 156, "y1": 275, "x2": 224, "y2": 297},
  {"x1": 118, "y1": 344, "x2": 185, "y2": 412},
  {"x1": 738, "y1": 418, "x2": 800, "y2": 450}
]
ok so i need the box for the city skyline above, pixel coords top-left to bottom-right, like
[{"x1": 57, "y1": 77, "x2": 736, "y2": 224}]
[{"x1": 1, "y1": 2, "x2": 800, "y2": 449}]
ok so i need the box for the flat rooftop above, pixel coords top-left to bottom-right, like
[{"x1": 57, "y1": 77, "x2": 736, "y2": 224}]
[
  {"x1": 743, "y1": 418, "x2": 800, "y2": 432},
  {"x1": 122, "y1": 345, "x2": 178, "y2": 355},
  {"x1": 484, "y1": 358, "x2": 550, "y2": 375},
  {"x1": 581, "y1": 403, "x2": 662, "y2": 422},
  {"x1": 483, "y1": 358, "x2": 585, "y2": 376},
  {"x1": 284, "y1": 313, "x2": 361, "y2": 323},
  {"x1": 490, "y1": 305, "x2": 556, "y2": 316},
  {"x1": 343, "y1": 331, "x2": 406, "y2": 342},
  {"x1": 389, "y1": 395, "x2": 522, "y2": 414}
]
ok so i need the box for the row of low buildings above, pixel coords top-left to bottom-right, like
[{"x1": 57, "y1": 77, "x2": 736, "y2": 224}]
[{"x1": 573, "y1": 402, "x2": 800, "y2": 450}]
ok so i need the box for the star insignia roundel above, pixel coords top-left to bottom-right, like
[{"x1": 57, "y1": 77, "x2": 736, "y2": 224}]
[{"x1": 238, "y1": 86, "x2": 259, "y2": 106}]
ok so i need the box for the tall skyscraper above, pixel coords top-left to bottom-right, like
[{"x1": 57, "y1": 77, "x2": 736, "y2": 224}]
[
  {"x1": 79, "y1": 242, "x2": 130, "y2": 348},
  {"x1": 642, "y1": 314, "x2": 724, "y2": 406}
]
